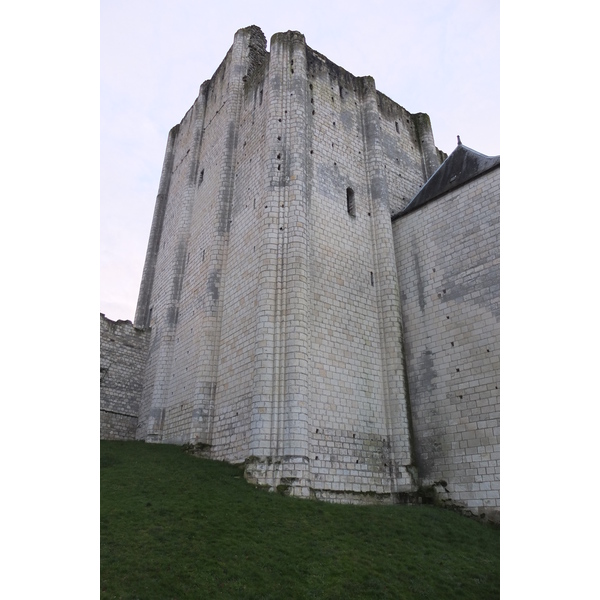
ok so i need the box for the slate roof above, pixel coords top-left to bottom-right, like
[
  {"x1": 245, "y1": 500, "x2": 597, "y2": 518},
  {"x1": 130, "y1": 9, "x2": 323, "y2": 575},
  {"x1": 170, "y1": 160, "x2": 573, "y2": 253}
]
[{"x1": 392, "y1": 141, "x2": 500, "y2": 220}]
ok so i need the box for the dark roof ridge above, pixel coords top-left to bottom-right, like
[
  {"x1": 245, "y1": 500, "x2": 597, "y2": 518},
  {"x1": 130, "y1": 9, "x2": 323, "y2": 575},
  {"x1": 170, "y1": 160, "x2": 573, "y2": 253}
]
[
  {"x1": 392, "y1": 142, "x2": 499, "y2": 220},
  {"x1": 455, "y1": 142, "x2": 499, "y2": 160}
]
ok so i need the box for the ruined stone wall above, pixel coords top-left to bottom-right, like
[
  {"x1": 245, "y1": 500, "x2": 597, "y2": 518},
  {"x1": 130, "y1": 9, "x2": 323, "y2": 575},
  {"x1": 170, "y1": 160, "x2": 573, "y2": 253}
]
[
  {"x1": 100, "y1": 314, "x2": 149, "y2": 440},
  {"x1": 393, "y1": 167, "x2": 500, "y2": 520}
]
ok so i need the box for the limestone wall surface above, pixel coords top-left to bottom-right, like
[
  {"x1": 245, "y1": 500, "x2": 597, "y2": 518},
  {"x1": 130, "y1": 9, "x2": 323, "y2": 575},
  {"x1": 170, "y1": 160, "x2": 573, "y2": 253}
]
[
  {"x1": 135, "y1": 27, "x2": 270, "y2": 448},
  {"x1": 300, "y1": 48, "x2": 428, "y2": 499},
  {"x1": 393, "y1": 167, "x2": 500, "y2": 520},
  {"x1": 100, "y1": 314, "x2": 149, "y2": 440}
]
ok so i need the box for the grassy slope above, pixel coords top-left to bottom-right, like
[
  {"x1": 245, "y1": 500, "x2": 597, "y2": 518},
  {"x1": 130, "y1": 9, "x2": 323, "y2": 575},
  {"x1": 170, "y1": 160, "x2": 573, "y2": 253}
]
[{"x1": 101, "y1": 441, "x2": 499, "y2": 600}]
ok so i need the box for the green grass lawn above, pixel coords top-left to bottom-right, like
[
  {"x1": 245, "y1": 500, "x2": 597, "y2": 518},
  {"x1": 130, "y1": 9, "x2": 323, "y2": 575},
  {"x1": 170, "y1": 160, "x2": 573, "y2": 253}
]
[{"x1": 101, "y1": 440, "x2": 499, "y2": 599}]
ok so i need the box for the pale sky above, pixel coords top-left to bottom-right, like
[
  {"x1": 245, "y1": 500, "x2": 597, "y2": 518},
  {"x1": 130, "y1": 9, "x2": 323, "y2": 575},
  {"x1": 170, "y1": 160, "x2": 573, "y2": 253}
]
[{"x1": 100, "y1": 0, "x2": 500, "y2": 322}]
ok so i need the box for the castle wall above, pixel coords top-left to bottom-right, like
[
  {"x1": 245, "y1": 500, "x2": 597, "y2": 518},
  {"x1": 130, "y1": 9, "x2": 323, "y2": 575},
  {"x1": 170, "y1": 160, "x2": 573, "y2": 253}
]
[
  {"x1": 208, "y1": 29, "x2": 270, "y2": 462},
  {"x1": 131, "y1": 26, "x2": 491, "y2": 505},
  {"x1": 375, "y1": 98, "x2": 445, "y2": 215},
  {"x1": 100, "y1": 314, "x2": 149, "y2": 440},
  {"x1": 135, "y1": 27, "x2": 270, "y2": 448},
  {"x1": 234, "y1": 34, "x2": 438, "y2": 498},
  {"x1": 393, "y1": 167, "x2": 500, "y2": 520},
  {"x1": 305, "y1": 61, "x2": 391, "y2": 497},
  {"x1": 296, "y1": 48, "x2": 428, "y2": 498}
]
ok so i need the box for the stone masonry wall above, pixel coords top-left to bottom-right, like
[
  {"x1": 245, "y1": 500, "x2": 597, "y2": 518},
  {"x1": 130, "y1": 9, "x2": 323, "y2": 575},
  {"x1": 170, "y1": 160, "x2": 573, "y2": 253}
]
[
  {"x1": 393, "y1": 167, "x2": 500, "y2": 520},
  {"x1": 208, "y1": 28, "x2": 269, "y2": 462},
  {"x1": 100, "y1": 314, "x2": 149, "y2": 440},
  {"x1": 302, "y1": 47, "x2": 431, "y2": 500},
  {"x1": 135, "y1": 27, "x2": 270, "y2": 448}
]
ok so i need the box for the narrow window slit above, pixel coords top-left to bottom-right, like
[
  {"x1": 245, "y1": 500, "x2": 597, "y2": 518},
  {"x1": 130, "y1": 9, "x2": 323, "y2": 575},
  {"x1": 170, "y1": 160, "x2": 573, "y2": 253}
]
[{"x1": 346, "y1": 187, "x2": 356, "y2": 217}]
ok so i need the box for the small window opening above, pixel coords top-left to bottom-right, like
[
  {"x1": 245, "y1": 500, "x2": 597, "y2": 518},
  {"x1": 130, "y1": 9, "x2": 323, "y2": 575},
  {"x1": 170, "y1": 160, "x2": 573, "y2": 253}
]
[
  {"x1": 346, "y1": 187, "x2": 356, "y2": 217},
  {"x1": 259, "y1": 89, "x2": 263, "y2": 105},
  {"x1": 395, "y1": 121, "x2": 400, "y2": 133}
]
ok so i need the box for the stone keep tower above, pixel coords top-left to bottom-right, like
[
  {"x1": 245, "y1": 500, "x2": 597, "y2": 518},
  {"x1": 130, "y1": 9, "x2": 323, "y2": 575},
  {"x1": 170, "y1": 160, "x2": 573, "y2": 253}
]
[{"x1": 134, "y1": 26, "x2": 447, "y2": 501}]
